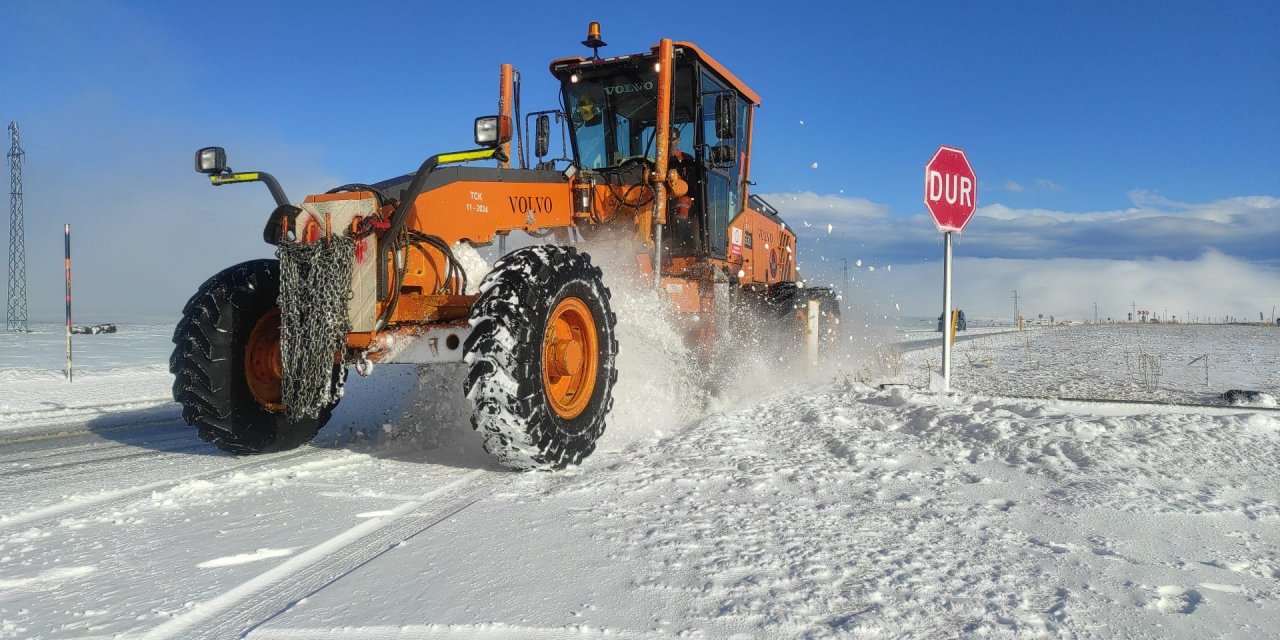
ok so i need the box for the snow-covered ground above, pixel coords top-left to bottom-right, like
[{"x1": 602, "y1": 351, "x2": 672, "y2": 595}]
[{"x1": 1, "y1": 317, "x2": 1278, "y2": 638}]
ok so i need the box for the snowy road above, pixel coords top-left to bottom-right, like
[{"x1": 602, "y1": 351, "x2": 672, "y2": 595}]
[
  {"x1": 3, "y1": 380, "x2": 1279, "y2": 638},
  {"x1": 0, "y1": 409, "x2": 514, "y2": 639},
  {"x1": 3, "y1": 324, "x2": 1280, "y2": 637}
]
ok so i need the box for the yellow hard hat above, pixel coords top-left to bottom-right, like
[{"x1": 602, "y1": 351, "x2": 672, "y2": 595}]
[{"x1": 578, "y1": 95, "x2": 598, "y2": 123}]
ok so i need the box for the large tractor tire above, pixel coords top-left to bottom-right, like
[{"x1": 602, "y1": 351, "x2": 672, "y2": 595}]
[
  {"x1": 463, "y1": 245, "x2": 618, "y2": 471},
  {"x1": 170, "y1": 259, "x2": 339, "y2": 454}
]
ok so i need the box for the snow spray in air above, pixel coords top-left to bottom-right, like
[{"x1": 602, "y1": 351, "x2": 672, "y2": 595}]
[{"x1": 583, "y1": 240, "x2": 709, "y2": 451}]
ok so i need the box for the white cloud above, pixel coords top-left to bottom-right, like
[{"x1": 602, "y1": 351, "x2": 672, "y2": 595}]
[
  {"x1": 777, "y1": 190, "x2": 1279, "y2": 324},
  {"x1": 1034, "y1": 178, "x2": 1065, "y2": 192},
  {"x1": 760, "y1": 191, "x2": 893, "y2": 227},
  {"x1": 1127, "y1": 189, "x2": 1187, "y2": 209},
  {"x1": 996, "y1": 178, "x2": 1062, "y2": 193},
  {"x1": 852, "y1": 251, "x2": 1280, "y2": 321},
  {"x1": 768, "y1": 189, "x2": 1280, "y2": 265},
  {"x1": 1011, "y1": 195, "x2": 1276, "y2": 223}
]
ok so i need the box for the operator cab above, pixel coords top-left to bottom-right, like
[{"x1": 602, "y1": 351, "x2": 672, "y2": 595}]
[{"x1": 551, "y1": 41, "x2": 759, "y2": 260}]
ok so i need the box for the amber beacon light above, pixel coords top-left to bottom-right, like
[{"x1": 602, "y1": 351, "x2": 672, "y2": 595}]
[{"x1": 582, "y1": 22, "x2": 606, "y2": 57}]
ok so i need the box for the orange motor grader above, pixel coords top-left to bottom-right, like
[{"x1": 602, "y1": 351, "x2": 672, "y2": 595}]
[{"x1": 171, "y1": 24, "x2": 840, "y2": 470}]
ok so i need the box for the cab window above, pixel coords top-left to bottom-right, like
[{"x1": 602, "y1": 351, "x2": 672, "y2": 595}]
[{"x1": 699, "y1": 71, "x2": 742, "y2": 258}]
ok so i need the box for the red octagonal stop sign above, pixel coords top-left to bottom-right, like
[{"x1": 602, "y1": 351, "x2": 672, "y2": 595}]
[{"x1": 924, "y1": 146, "x2": 977, "y2": 232}]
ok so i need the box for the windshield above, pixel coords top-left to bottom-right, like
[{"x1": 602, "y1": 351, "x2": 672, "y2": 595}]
[{"x1": 563, "y1": 63, "x2": 694, "y2": 169}]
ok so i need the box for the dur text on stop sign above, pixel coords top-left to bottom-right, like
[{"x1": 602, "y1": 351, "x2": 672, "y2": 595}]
[{"x1": 926, "y1": 171, "x2": 974, "y2": 208}]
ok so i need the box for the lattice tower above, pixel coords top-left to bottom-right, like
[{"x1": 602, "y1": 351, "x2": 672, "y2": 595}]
[{"x1": 7, "y1": 121, "x2": 28, "y2": 332}]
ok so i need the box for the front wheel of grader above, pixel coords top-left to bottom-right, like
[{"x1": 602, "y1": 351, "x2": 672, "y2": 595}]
[
  {"x1": 463, "y1": 245, "x2": 619, "y2": 470},
  {"x1": 170, "y1": 259, "x2": 342, "y2": 454}
]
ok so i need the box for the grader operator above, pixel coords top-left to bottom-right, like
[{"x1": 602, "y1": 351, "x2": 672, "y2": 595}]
[{"x1": 171, "y1": 24, "x2": 840, "y2": 470}]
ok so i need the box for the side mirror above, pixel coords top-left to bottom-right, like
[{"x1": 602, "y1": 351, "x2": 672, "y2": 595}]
[
  {"x1": 708, "y1": 142, "x2": 736, "y2": 168},
  {"x1": 715, "y1": 94, "x2": 737, "y2": 141},
  {"x1": 195, "y1": 147, "x2": 227, "y2": 175},
  {"x1": 535, "y1": 115, "x2": 551, "y2": 159},
  {"x1": 475, "y1": 115, "x2": 512, "y2": 147}
]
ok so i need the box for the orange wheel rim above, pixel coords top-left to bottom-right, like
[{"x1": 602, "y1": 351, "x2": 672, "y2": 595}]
[
  {"x1": 542, "y1": 297, "x2": 599, "y2": 420},
  {"x1": 244, "y1": 309, "x2": 284, "y2": 411}
]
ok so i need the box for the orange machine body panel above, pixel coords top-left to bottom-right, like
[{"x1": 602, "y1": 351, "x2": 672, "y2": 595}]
[
  {"x1": 724, "y1": 206, "x2": 797, "y2": 286},
  {"x1": 405, "y1": 176, "x2": 573, "y2": 245}
]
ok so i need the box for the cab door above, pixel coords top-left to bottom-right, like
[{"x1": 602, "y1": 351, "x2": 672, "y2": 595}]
[{"x1": 698, "y1": 72, "x2": 743, "y2": 259}]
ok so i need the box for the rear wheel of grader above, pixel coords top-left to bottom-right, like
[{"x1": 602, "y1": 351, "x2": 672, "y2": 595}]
[
  {"x1": 463, "y1": 246, "x2": 619, "y2": 470},
  {"x1": 170, "y1": 259, "x2": 340, "y2": 454}
]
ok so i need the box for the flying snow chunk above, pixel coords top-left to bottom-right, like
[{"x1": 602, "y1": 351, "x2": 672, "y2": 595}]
[
  {"x1": 810, "y1": 162, "x2": 819, "y2": 169},
  {"x1": 799, "y1": 120, "x2": 805, "y2": 125},
  {"x1": 855, "y1": 259, "x2": 862, "y2": 267},
  {"x1": 886, "y1": 265, "x2": 892, "y2": 272},
  {"x1": 827, "y1": 224, "x2": 833, "y2": 234},
  {"x1": 869, "y1": 266, "x2": 876, "y2": 272}
]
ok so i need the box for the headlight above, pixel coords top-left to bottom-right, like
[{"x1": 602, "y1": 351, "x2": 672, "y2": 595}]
[
  {"x1": 195, "y1": 147, "x2": 227, "y2": 174},
  {"x1": 474, "y1": 116, "x2": 512, "y2": 147}
]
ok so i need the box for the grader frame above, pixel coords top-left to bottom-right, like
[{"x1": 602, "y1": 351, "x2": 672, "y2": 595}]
[{"x1": 174, "y1": 25, "x2": 837, "y2": 469}]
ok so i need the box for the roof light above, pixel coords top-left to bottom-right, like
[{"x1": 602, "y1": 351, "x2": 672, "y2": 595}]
[
  {"x1": 584, "y1": 22, "x2": 603, "y2": 45},
  {"x1": 582, "y1": 21, "x2": 607, "y2": 58}
]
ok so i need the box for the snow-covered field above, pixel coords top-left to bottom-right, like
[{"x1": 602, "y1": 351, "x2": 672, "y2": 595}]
[{"x1": 1, "y1": 317, "x2": 1278, "y2": 638}]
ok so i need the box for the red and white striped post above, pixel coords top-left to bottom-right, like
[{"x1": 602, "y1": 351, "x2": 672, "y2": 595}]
[{"x1": 65, "y1": 224, "x2": 73, "y2": 382}]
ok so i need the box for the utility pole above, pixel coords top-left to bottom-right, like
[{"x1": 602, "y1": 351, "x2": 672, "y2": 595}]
[
  {"x1": 7, "y1": 121, "x2": 28, "y2": 333},
  {"x1": 1011, "y1": 289, "x2": 1020, "y2": 322},
  {"x1": 840, "y1": 258, "x2": 850, "y2": 307},
  {"x1": 1093, "y1": 302, "x2": 1098, "y2": 325},
  {"x1": 1131, "y1": 301, "x2": 1136, "y2": 323}
]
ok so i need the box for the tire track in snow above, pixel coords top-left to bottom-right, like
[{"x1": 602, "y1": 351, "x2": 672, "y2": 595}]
[
  {"x1": 248, "y1": 623, "x2": 676, "y2": 639},
  {"x1": 0, "y1": 446, "x2": 334, "y2": 530},
  {"x1": 0, "y1": 442, "x2": 211, "y2": 480},
  {"x1": 0, "y1": 399, "x2": 178, "y2": 440},
  {"x1": 139, "y1": 470, "x2": 509, "y2": 640},
  {"x1": 0, "y1": 429, "x2": 195, "y2": 466}
]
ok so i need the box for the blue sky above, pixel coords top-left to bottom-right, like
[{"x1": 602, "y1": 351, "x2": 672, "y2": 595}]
[{"x1": 2, "y1": 1, "x2": 1277, "y2": 323}]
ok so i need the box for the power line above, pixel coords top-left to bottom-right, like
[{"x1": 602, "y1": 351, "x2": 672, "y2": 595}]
[{"x1": 7, "y1": 121, "x2": 27, "y2": 333}]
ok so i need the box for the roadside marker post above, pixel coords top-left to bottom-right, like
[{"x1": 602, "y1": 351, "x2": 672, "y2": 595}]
[{"x1": 65, "y1": 224, "x2": 73, "y2": 382}]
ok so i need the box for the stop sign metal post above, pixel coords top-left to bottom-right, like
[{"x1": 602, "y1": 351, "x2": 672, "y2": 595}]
[{"x1": 924, "y1": 145, "x2": 977, "y2": 392}]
